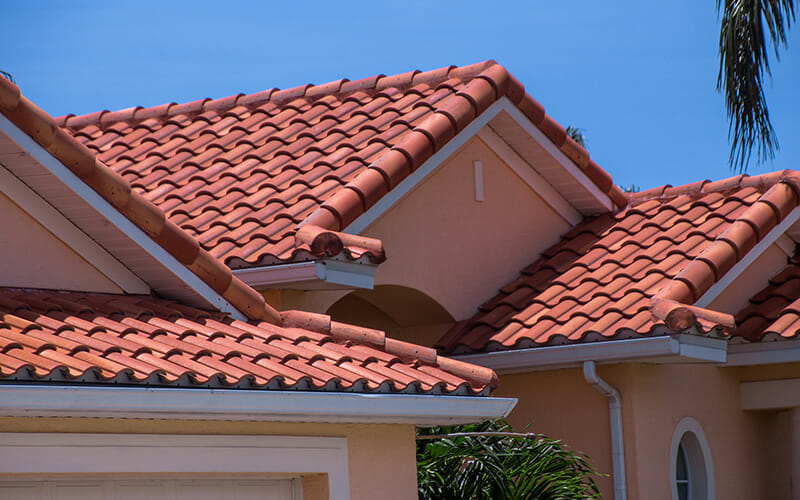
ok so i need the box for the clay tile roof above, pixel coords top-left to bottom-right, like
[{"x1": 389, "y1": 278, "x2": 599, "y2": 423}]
[
  {"x1": 53, "y1": 61, "x2": 623, "y2": 268},
  {"x1": 0, "y1": 76, "x2": 280, "y2": 325},
  {"x1": 0, "y1": 288, "x2": 496, "y2": 394},
  {"x1": 438, "y1": 171, "x2": 800, "y2": 353},
  {"x1": 735, "y1": 255, "x2": 800, "y2": 342}
]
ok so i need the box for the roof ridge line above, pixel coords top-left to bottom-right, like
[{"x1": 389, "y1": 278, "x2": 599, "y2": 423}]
[
  {"x1": 55, "y1": 61, "x2": 498, "y2": 130},
  {"x1": 298, "y1": 62, "x2": 626, "y2": 234},
  {"x1": 0, "y1": 76, "x2": 281, "y2": 325},
  {"x1": 280, "y1": 310, "x2": 498, "y2": 389},
  {"x1": 628, "y1": 170, "x2": 800, "y2": 207},
  {"x1": 649, "y1": 176, "x2": 800, "y2": 331}
]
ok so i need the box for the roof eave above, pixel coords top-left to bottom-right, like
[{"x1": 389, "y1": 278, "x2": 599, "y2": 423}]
[
  {"x1": 0, "y1": 112, "x2": 247, "y2": 319},
  {"x1": 0, "y1": 384, "x2": 517, "y2": 426},
  {"x1": 233, "y1": 258, "x2": 378, "y2": 291},
  {"x1": 453, "y1": 334, "x2": 728, "y2": 374}
]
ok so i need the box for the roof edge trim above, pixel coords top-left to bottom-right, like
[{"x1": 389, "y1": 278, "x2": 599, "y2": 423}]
[
  {"x1": 696, "y1": 205, "x2": 800, "y2": 309},
  {"x1": 0, "y1": 163, "x2": 149, "y2": 294},
  {"x1": 0, "y1": 385, "x2": 516, "y2": 425},
  {"x1": 232, "y1": 259, "x2": 377, "y2": 290},
  {"x1": 724, "y1": 338, "x2": 800, "y2": 366},
  {"x1": 0, "y1": 77, "x2": 280, "y2": 324},
  {"x1": 453, "y1": 335, "x2": 727, "y2": 374},
  {"x1": 0, "y1": 113, "x2": 246, "y2": 321}
]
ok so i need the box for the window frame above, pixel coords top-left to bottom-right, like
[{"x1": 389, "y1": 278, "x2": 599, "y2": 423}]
[{"x1": 669, "y1": 417, "x2": 714, "y2": 500}]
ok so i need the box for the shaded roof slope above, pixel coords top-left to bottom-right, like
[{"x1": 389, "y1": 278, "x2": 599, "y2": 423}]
[
  {"x1": 438, "y1": 172, "x2": 800, "y2": 354},
  {"x1": 736, "y1": 254, "x2": 800, "y2": 342},
  {"x1": 57, "y1": 61, "x2": 625, "y2": 268},
  {"x1": 0, "y1": 288, "x2": 496, "y2": 394}
]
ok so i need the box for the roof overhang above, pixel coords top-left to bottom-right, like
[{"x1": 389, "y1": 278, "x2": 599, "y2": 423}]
[
  {"x1": 453, "y1": 334, "x2": 728, "y2": 374},
  {"x1": 233, "y1": 259, "x2": 377, "y2": 291},
  {"x1": 0, "y1": 384, "x2": 516, "y2": 426},
  {"x1": 724, "y1": 339, "x2": 800, "y2": 366},
  {"x1": 0, "y1": 112, "x2": 246, "y2": 319}
]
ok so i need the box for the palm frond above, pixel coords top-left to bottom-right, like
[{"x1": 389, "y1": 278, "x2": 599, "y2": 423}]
[
  {"x1": 417, "y1": 419, "x2": 602, "y2": 500},
  {"x1": 566, "y1": 126, "x2": 587, "y2": 149},
  {"x1": 717, "y1": 0, "x2": 794, "y2": 172}
]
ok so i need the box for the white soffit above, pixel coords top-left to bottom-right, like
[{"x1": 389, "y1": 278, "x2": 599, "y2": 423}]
[
  {"x1": 0, "y1": 164, "x2": 149, "y2": 294},
  {"x1": 0, "y1": 114, "x2": 245, "y2": 319},
  {"x1": 345, "y1": 97, "x2": 612, "y2": 236}
]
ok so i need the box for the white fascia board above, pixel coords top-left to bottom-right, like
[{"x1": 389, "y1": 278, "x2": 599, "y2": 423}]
[
  {"x1": 454, "y1": 335, "x2": 728, "y2": 374},
  {"x1": 233, "y1": 259, "x2": 377, "y2": 290},
  {"x1": 476, "y1": 126, "x2": 583, "y2": 225},
  {"x1": 0, "y1": 164, "x2": 149, "y2": 294},
  {"x1": 0, "y1": 385, "x2": 517, "y2": 426},
  {"x1": 724, "y1": 339, "x2": 800, "y2": 366},
  {"x1": 500, "y1": 101, "x2": 614, "y2": 212},
  {"x1": 696, "y1": 206, "x2": 800, "y2": 309},
  {"x1": 0, "y1": 114, "x2": 247, "y2": 321},
  {"x1": 740, "y1": 378, "x2": 800, "y2": 410}
]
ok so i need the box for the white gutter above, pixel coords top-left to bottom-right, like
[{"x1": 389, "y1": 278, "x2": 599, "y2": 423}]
[
  {"x1": 724, "y1": 339, "x2": 800, "y2": 366},
  {"x1": 583, "y1": 361, "x2": 627, "y2": 500},
  {"x1": 233, "y1": 259, "x2": 377, "y2": 290},
  {"x1": 0, "y1": 385, "x2": 516, "y2": 426},
  {"x1": 454, "y1": 335, "x2": 728, "y2": 374}
]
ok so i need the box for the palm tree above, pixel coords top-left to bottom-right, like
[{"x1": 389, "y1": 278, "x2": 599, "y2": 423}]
[
  {"x1": 417, "y1": 419, "x2": 602, "y2": 499},
  {"x1": 717, "y1": 0, "x2": 794, "y2": 172}
]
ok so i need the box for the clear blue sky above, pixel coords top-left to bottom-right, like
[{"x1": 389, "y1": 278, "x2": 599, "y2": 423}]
[{"x1": 2, "y1": 1, "x2": 797, "y2": 191}]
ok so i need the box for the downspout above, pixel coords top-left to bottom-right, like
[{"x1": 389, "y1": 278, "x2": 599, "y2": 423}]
[{"x1": 583, "y1": 361, "x2": 626, "y2": 500}]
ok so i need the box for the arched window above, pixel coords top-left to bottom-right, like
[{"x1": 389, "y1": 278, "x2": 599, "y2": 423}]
[{"x1": 670, "y1": 417, "x2": 714, "y2": 500}]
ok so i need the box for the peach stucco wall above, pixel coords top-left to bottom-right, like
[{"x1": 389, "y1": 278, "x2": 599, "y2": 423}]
[
  {"x1": 0, "y1": 192, "x2": 122, "y2": 293},
  {"x1": 358, "y1": 136, "x2": 571, "y2": 322},
  {"x1": 496, "y1": 363, "x2": 792, "y2": 500},
  {"x1": 0, "y1": 417, "x2": 418, "y2": 500}
]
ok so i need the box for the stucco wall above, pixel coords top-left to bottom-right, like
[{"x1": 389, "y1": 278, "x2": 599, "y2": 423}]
[
  {"x1": 0, "y1": 192, "x2": 122, "y2": 293},
  {"x1": 0, "y1": 417, "x2": 418, "y2": 500},
  {"x1": 362, "y1": 136, "x2": 571, "y2": 321},
  {"x1": 495, "y1": 363, "x2": 792, "y2": 500}
]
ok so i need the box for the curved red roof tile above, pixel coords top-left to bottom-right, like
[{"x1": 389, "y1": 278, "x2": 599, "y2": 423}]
[
  {"x1": 439, "y1": 172, "x2": 800, "y2": 353},
  {"x1": 0, "y1": 288, "x2": 495, "y2": 394},
  {"x1": 55, "y1": 61, "x2": 623, "y2": 268},
  {"x1": 0, "y1": 76, "x2": 280, "y2": 325}
]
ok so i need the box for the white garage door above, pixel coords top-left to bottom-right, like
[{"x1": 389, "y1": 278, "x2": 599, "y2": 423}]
[{"x1": 0, "y1": 476, "x2": 299, "y2": 500}]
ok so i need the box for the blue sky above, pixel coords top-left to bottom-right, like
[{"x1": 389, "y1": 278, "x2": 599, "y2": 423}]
[{"x1": 2, "y1": 1, "x2": 797, "y2": 191}]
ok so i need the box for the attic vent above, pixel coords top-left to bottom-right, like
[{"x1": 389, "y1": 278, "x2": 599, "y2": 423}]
[{"x1": 473, "y1": 160, "x2": 484, "y2": 202}]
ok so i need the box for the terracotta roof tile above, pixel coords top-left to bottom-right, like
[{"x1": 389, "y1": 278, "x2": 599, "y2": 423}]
[
  {"x1": 735, "y1": 256, "x2": 800, "y2": 342},
  {"x1": 0, "y1": 288, "x2": 495, "y2": 394},
  {"x1": 49, "y1": 61, "x2": 623, "y2": 268},
  {"x1": 440, "y1": 172, "x2": 800, "y2": 353}
]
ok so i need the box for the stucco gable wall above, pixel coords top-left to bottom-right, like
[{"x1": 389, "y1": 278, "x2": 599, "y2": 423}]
[
  {"x1": 706, "y1": 242, "x2": 789, "y2": 315},
  {"x1": 361, "y1": 136, "x2": 573, "y2": 321},
  {"x1": 0, "y1": 192, "x2": 122, "y2": 294}
]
